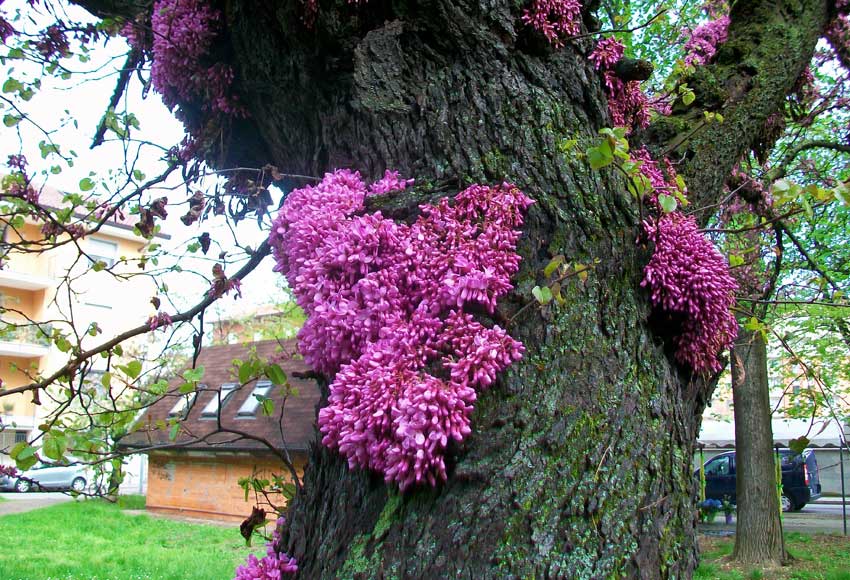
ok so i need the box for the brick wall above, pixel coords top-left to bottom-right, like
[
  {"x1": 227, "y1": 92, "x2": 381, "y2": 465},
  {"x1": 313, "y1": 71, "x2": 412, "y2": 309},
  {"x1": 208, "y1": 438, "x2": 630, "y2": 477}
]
[{"x1": 146, "y1": 451, "x2": 306, "y2": 522}]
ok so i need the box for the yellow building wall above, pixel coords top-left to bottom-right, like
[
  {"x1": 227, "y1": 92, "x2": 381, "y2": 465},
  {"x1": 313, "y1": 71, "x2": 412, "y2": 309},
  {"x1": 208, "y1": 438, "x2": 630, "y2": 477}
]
[
  {"x1": 0, "y1": 356, "x2": 40, "y2": 425},
  {"x1": 1, "y1": 213, "x2": 160, "y2": 445}
]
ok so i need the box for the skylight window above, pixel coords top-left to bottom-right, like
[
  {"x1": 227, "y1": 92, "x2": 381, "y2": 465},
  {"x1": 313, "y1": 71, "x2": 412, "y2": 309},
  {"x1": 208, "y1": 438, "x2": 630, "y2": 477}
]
[
  {"x1": 167, "y1": 390, "x2": 198, "y2": 420},
  {"x1": 200, "y1": 383, "x2": 239, "y2": 419},
  {"x1": 236, "y1": 381, "x2": 272, "y2": 418}
]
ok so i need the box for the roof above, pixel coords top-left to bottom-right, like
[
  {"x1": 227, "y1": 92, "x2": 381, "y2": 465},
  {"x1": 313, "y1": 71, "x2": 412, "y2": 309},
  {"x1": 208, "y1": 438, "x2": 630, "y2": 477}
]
[
  {"x1": 120, "y1": 339, "x2": 321, "y2": 453},
  {"x1": 36, "y1": 183, "x2": 170, "y2": 239},
  {"x1": 699, "y1": 418, "x2": 848, "y2": 449}
]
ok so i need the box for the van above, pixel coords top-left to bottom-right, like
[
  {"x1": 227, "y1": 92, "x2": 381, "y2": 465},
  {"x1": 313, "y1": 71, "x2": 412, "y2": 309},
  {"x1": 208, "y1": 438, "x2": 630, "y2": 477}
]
[{"x1": 699, "y1": 449, "x2": 822, "y2": 511}]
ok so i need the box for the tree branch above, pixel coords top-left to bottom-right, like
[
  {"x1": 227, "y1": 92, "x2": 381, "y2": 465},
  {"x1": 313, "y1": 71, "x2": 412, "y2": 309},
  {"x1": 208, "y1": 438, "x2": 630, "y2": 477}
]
[
  {"x1": 653, "y1": 0, "x2": 831, "y2": 225},
  {"x1": 1, "y1": 240, "x2": 272, "y2": 399}
]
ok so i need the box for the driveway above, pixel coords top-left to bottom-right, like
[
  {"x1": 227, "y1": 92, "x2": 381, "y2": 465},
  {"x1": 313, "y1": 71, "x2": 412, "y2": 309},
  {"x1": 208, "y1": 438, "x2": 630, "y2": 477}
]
[{"x1": 0, "y1": 492, "x2": 73, "y2": 517}]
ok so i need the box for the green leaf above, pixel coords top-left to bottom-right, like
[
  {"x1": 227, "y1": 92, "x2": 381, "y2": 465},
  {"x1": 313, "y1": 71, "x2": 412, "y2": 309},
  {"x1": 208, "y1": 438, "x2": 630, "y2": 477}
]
[
  {"x1": 587, "y1": 148, "x2": 611, "y2": 170},
  {"x1": 79, "y1": 177, "x2": 95, "y2": 191},
  {"x1": 2, "y1": 78, "x2": 22, "y2": 93},
  {"x1": 658, "y1": 194, "x2": 678, "y2": 213},
  {"x1": 100, "y1": 372, "x2": 112, "y2": 389},
  {"x1": 728, "y1": 254, "x2": 744, "y2": 268},
  {"x1": 3, "y1": 114, "x2": 20, "y2": 127},
  {"x1": 260, "y1": 397, "x2": 275, "y2": 417},
  {"x1": 681, "y1": 89, "x2": 695, "y2": 106},
  {"x1": 9, "y1": 441, "x2": 29, "y2": 460},
  {"x1": 184, "y1": 366, "x2": 204, "y2": 382},
  {"x1": 178, "y1": 382, "x2": 196, "y2": 394},
  {"x1": 543, "y1": 255, "x2": 565, "y2": 279},
  {"x1": 149, "y1": 379, "x2": 169, "y2": 395},
  {"x1": 265, "y1": 363, "x2": 287, "y2": 386},
  {"x1": 42, "y1": 434, "x2": 66, "y2": 461},
  {"x1": 169, "y1": 422, "x2": 180, "y2": 441},
  {"x1": 122, "y1": 360, "x2": 142, "y2": 379},
  {"x1": 531, "y1": 285, "x2": 553, "y2": 305},
  {"x1": 788, "y1": 436, "x2": 809, "y2": 455},
  {"x1": 92, "y1": 260, "x2": 107, "y2": 272},
  {"x1": 238, "y1": 362, "x2": 254, "y2": 385}
]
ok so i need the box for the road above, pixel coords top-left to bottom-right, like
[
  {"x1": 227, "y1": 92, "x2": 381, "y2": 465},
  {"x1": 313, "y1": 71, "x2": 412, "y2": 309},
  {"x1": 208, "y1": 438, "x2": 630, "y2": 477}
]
[
  {"x1": 0, "y1": 491, "x2": 73, "y2": 517},
  {"x1": 699, "y1": 499, "x2": 850, "y2": 535},
  {"x1": 800, "y1": 502, "x2": 848, "y2": 517}
]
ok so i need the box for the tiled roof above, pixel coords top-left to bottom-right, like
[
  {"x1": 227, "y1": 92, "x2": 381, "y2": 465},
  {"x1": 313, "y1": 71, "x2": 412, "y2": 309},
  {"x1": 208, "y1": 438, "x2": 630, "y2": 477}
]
[{"x1": 119, "y1": 339, "x2": 321, "y2": 453}]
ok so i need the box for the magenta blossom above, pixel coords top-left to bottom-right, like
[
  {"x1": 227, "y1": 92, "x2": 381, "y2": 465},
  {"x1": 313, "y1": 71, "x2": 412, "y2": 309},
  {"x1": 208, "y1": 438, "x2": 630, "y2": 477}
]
[
  {"x1": 270, "y1": 170, "x2": 531, "y2": 488},
  {"x1": 641, "y1": 212, "x2": 738, "y2": 374}
]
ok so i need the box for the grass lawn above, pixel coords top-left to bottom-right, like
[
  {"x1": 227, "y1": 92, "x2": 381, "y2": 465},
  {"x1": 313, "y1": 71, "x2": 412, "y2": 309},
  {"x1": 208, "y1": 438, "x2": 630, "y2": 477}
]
[
  {"x1": 0, "y1": 499, "x2": 260, "y2": 580},
  {"x1": 697, "y1": 532, "x2": 850, "y2": 579}
]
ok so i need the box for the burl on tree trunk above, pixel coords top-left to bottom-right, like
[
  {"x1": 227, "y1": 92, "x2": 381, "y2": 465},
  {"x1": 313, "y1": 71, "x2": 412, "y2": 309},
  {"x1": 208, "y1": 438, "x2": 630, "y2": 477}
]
[{"x1": 71, "y1": 0, "x2": 830, "y2": 576}]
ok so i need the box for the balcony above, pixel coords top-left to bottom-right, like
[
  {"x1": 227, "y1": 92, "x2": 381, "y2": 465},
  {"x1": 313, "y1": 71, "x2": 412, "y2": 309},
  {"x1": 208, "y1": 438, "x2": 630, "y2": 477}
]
[
  {"x1": 0, "y1": 322, "x2": 52, "y2": 358},
  {"x1": 0, "y1": 269, "x2": 53, "y2": 291}
]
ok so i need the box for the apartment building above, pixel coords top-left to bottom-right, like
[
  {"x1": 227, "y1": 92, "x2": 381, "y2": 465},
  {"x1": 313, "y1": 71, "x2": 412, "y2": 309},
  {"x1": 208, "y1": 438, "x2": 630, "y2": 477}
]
[{"x1": 1, "y1": 186, "x2": 165, "y2": 461}]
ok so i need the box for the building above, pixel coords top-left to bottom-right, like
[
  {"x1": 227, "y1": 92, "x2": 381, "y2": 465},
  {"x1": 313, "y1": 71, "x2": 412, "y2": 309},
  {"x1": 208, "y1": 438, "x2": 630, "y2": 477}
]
[
  {"x1": 1, "y1": 185, "x2": 164, "y2": 462},
  {"x1": 119, "y1": 339, "x2": 320, "y2": 522}
]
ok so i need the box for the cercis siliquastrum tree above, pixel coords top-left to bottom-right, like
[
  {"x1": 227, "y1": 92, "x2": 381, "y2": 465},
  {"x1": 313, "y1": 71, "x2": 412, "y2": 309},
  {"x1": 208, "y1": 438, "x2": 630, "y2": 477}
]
[{"x1": 31, "y1": 0, "x2": 841, "y2": 576}]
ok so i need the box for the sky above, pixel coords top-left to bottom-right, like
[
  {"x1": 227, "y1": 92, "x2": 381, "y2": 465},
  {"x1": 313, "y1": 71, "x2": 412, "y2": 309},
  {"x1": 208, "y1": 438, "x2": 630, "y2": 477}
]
[{"x1": 0, "y1": 0, "x2": 291, "y2": 327}]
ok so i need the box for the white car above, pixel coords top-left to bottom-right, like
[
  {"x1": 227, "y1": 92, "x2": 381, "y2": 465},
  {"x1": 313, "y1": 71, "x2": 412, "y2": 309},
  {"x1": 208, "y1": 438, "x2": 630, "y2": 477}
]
[{"x1": 13, "y1": 461, "x2": 90, "y2": 493}]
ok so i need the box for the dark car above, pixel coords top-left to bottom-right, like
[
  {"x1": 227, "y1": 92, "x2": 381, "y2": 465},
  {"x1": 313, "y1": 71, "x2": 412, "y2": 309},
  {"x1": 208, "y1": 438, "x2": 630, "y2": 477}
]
[{"x1": 698, "y1": 449, "x2": 821, "y2": 511}]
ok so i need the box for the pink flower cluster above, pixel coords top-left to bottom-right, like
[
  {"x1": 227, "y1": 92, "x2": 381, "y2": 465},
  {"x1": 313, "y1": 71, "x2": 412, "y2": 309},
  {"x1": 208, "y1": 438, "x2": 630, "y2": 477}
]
[
  {"x1": 521, "y1": 0, "x2": 582, "y2": 47},
  {"x1": 589, "y1": 37, "x2": 651, "y2": 130},
  {"x1": 150, "y1": 0, "x2": 243, "y2": 116},
  {"x1": 147, "y1": 311, "x2": 173, "y2": 331},
  {"x1": 234, "y1": 517, "x2": 297, "y2": 579},
  {"x1": 641, "y1": 212, "x2": 738, "y2": 374},
  {"x1": 269, "y1": 170, "x2": 531, "y2": 489},
  {"x1": 368, "y1": 170, "x2": 415, "y2": 196},
  {"x1": 683, "y1": 16, "x2": 730, "y2": 67},
  {"x1": 631, "y1": 146, "x2": 683, "y2": 205}
]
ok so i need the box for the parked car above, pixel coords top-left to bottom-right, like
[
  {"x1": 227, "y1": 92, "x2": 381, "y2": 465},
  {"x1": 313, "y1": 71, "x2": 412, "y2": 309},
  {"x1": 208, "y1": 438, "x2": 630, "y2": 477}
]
[
  {"x1": 0, "y1": 468, "x2": 19, "y2": 491},
  {"x1": 697, "y1": 449, "x2": 822, "y2": 511},
  {"x1": 7, "y1": 460, "x2": 90, "y2": 493}
]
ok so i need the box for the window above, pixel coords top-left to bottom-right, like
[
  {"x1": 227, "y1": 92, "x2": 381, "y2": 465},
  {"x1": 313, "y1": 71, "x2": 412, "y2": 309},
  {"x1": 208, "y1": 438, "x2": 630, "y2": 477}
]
[
  {"x1": 705, "y1": 456, "x2": 731, "y2": 477},
  {"x1": 87, "y1": 237, "x2": 118, "y2": 268},
  {"x1": 200, "y1": 383, "x2": 239, "y2": 419},
  {"x1": 236, "y1": 381, "x2": 272, "y2": 418},
  {"x1": 14, "y1": 431, "x2": 27, "y2": 443},
  {"x1": 167, "y1": 391, "x2": 198, "y2": 420}
]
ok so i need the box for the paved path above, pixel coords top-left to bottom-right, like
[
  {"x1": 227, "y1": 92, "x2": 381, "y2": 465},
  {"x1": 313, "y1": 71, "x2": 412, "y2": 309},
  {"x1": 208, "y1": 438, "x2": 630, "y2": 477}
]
[{"x1": 0, "y1": 492, "x2": 73, "y2": 517}]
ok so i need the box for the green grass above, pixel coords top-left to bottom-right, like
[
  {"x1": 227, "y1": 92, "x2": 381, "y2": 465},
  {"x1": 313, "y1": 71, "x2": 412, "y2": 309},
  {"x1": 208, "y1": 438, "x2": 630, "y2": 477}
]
[
  {"x1": 0, "y1": 500, "x2": 259, "y2": 580},
  {"x1": 116, "y1": 494, "x2": 146, "y2": 510},
  {"x1": 697, "y1": 533, "x2": 850, "y2": 579}
]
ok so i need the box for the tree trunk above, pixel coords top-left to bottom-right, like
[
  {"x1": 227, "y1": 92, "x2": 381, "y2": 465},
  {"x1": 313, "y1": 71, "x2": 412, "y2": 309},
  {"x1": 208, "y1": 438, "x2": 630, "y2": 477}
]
[
  {"x1": 731, "y1": 327, "x2": 787, "y2": 565},
  {"x1": 70, "y1": 0, "x2": 830, "y2": 576}
]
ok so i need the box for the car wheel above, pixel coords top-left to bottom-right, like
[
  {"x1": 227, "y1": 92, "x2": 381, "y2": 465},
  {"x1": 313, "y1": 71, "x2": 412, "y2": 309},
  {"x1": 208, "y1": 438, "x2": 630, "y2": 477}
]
[
  {"x1": 781, "y1": 494, "x2": 794, "y2": 512},
  {"x1": 71, "y1": 477, "x2": 86, "y2": 493},
  {"x1": 15, "y1": 479, "x2": 30, "y2": 493},
  {"x1": 792, "y1": 502, "x2": 805, "y2": 512}
]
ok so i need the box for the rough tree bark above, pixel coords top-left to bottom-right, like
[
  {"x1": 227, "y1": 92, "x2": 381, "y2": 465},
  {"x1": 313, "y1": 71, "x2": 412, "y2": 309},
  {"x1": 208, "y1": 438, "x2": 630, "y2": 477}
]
[
  {"x1": 71, "y1": 0, "x2": 832, "y2": 576},
  {"x1": 731, "y1": 327, "x2": 786, "y2": 566}
]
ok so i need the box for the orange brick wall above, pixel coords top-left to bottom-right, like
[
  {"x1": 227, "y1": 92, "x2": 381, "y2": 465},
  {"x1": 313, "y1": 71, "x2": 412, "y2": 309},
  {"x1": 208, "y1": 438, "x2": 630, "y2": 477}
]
[{"x1": 146, "y1": 452, "x2": 306, "y2": 522}]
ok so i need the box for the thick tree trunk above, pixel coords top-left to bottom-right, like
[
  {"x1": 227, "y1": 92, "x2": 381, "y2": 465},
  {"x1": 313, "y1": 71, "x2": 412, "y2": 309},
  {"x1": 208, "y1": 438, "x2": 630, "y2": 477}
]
[
  {"x1": 70, "y1": 0, "x2": 830, "y2": 576},
  {"x1": 731, "y1": 328, "x2": 787, "y2": 565}
]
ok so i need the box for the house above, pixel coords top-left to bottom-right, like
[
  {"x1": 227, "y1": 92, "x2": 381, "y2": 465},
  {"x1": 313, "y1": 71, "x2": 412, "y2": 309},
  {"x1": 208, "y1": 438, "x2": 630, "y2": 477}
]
[
  {"x1": 119, "y1": 339, "x2": 320, "y2": 522},
  {"x1": 1, "y1": 183, "x2": 166, "y2": 462}
]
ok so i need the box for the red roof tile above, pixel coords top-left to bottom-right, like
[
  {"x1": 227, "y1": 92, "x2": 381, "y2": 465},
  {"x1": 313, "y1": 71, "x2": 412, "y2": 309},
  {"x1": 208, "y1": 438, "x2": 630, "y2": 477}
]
[{"x1": 120, "y1": 339, "x2": 321, "y2": 453}]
